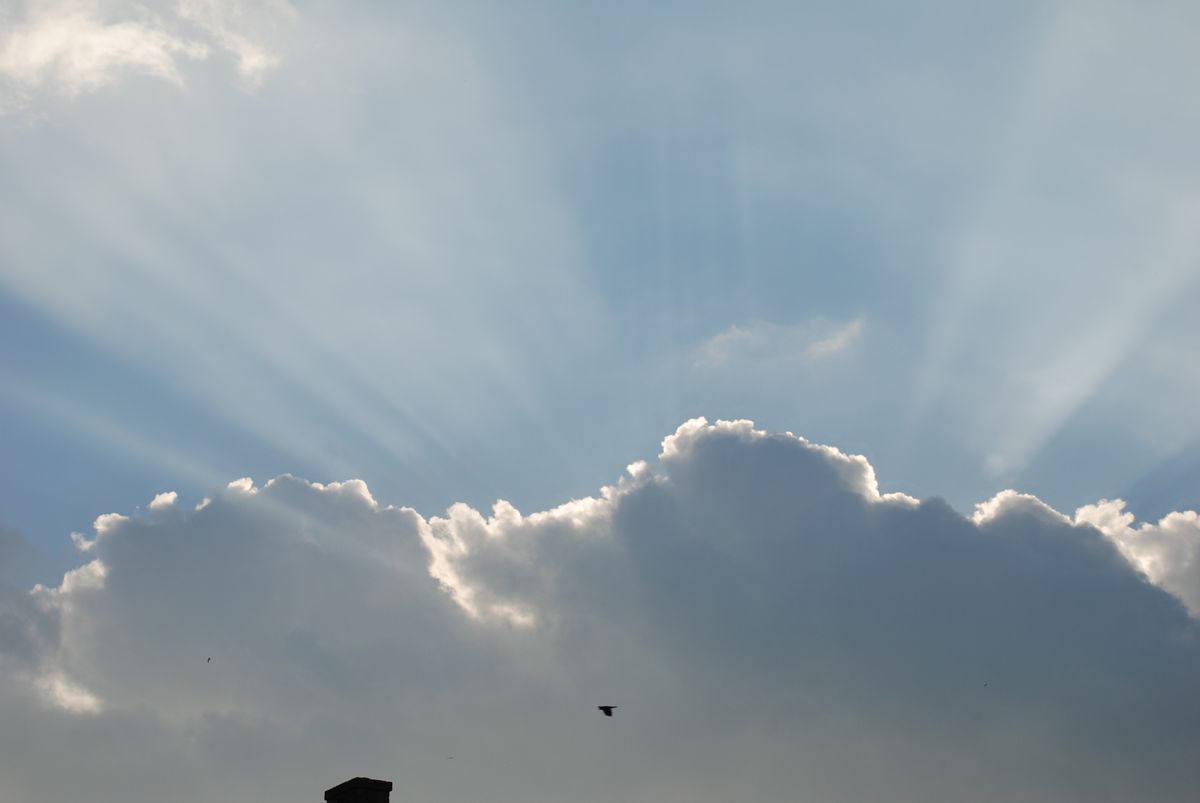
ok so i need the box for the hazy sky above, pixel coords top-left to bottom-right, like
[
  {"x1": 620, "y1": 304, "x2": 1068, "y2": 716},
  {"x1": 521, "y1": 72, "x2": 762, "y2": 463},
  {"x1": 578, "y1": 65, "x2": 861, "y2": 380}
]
[{"x1": 2, "y1": 2, "x2": 1199, "y2": 801}]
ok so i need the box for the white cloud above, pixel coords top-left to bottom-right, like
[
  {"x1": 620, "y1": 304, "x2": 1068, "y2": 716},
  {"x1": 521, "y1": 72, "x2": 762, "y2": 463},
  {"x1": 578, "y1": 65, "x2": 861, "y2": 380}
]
[
  {"x1": 806, "y1": 317, "x2": 865, "y2": 359},
  {"x1": 0, "y1": 4, "x2": 604, "y2": 502},
  {"x1": 225, "y1": 477, "x2": 255, "y2": 493},
  {"x1": 2, "y1": 419, "x2": 1199, "y2": 802},
  {"x1": 0, "y1": 2, "x2": 209, "y2": 96},
  {"x1": 1076, "y1": 498, "x2": 1200, "y2": 616},
  {"x1": 93, "y1": 511, "x2": 128, "y2": 535},
  {"x1": 148, "y1": 490, "x2": 179, "y2": 510},
  {"x1": 35, "y1": 669, "x2": 104, "y2": 714},
  {"x1": 971, "y1": 488, "x2": 1070, "y2": 526},
  {"x1": 175, "y1": 0, "x2": 295, "y2": 87},
  {"x1": 692, "y1": 317, "x2": 864, "y2": 370},
  {"x1": 0, "y1": 0, "x2": 294, "y2": 103},
  {"x1": 692, "y1": 324, "x2": 756, "y2": 368}
]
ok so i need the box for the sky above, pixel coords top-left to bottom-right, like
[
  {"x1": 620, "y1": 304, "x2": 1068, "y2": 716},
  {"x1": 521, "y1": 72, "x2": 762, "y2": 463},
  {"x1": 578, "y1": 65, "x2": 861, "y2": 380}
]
[{"x1": 1, "y1": 1, "x2": 1199, "y2": 801}]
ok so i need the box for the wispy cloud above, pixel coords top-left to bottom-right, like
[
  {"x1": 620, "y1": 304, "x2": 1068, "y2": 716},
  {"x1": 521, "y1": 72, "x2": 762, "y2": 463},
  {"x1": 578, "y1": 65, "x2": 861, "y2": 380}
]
[
  {"x1": 693, "y1": 317, "x2": 865, "y2": 370},
  {"x1": 0, "y1": 0, "x2": 295, "y2": 104},
  {"x1": 0, "y1": 2, "x2": 209, "y2": 97},
  {"x1": 176, "y1": 0, "x2": 296, "y2": 87},
  {"x1": 805, "y1": 317, "x2": 865, "y2": 359}
]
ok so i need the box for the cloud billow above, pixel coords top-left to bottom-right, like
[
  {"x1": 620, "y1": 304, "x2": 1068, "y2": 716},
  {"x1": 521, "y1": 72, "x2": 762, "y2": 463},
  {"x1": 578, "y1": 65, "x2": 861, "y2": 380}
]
[{"x1": 3, "y1": 419, "x2": 1199, "y2": 802}]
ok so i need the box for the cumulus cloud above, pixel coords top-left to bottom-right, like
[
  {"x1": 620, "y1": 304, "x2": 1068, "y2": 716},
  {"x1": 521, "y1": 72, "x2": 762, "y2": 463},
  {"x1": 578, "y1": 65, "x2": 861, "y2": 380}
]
[
  {"x1": 0, "y1": 523, "x2": 63, "y2": 715},
  {"x1": 148, "y1": 490, "x2": 179, "y2": 510},
  {"x1": 1076, "y1": 498, "x2": 1200, "y2": 617},
  {"x1": 2, "y1": 419, "x2": 1199, "y2": 802}
]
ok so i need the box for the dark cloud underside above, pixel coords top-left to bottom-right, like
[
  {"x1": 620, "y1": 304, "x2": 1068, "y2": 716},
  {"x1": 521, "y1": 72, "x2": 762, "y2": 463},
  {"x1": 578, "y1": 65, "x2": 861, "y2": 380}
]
[{"x1": 3, "y1": 420, "x2": 1198, "y2": 802}]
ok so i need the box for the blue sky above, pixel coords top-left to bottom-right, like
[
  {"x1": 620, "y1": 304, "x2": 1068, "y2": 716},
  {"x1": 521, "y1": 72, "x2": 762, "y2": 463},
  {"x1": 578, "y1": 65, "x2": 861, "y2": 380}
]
[
  {"x1": 2, "y1": 3, "x2": 1200, "y2": 801},
  {"x1": 4, "y1": 0, "x2": 1196, "y2": 568}
]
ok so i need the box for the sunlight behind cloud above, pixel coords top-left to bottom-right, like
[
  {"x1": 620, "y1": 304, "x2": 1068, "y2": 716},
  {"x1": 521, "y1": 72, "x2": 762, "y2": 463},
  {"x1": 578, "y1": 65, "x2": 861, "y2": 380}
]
[
  {"x1": 1076, "y1": 498, "x2": 1200, "y2": 616},
  {"x1": 2, "y1": 4, "x2": 1199, "y2": 797},
  {"x1": 5, "y1": 418, "x2": 1199, "y2": 801}
]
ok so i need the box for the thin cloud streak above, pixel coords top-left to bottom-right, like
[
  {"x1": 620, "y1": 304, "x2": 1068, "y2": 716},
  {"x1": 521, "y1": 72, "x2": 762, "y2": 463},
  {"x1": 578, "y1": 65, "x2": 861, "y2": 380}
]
[
  {"x1": 692, "y1": 317, "x2": 864, "y2": 370},
  {"x1": 175, "y1": 0, "x2": 296, "y2": 87}
]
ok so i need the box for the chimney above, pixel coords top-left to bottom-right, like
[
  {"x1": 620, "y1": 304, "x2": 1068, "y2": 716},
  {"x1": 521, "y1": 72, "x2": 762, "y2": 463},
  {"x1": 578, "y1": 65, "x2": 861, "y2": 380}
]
[{"x1": 324, "y1": 777, "x2": 392, "y2": 803}]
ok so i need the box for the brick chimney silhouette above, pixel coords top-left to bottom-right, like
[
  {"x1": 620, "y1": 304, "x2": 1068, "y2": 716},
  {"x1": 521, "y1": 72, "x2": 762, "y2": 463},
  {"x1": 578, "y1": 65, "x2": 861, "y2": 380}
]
[{"x1": 324, "y1": 777, "x2": 392, "y2": 803}]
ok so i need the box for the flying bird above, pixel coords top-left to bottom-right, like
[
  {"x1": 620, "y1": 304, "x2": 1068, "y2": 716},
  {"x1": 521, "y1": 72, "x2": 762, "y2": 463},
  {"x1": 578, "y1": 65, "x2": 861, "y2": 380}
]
[
  {"x1": 597, "y1": 706, "x2": 617, "y2": 717},
  {"x1": 206, "y1": 657, "x2": 211, "y2": 663}
]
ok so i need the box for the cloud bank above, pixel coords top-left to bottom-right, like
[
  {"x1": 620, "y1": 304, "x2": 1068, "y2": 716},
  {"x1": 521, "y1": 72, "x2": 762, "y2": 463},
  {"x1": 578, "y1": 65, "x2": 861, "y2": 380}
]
[{"x1": 2, "y1": 419, "x2": 1199, "y2": 802}]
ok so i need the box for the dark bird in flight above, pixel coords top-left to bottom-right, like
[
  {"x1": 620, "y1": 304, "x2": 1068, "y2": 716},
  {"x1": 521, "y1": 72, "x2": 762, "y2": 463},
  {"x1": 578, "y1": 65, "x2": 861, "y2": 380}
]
[
  {"x1": 597, "y1": 706, "x2": 617, "y2": 717},
  {"x1": 206, "y1": 657, "x2": 211, "y2": 663}
]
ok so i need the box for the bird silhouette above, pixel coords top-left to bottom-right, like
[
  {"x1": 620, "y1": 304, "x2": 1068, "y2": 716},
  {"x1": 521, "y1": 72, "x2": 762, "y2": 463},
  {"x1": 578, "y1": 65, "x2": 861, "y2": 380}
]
[
  {"x1": 597, "y1": 705, "x2": 616, "y2": 717},
  {"x1": 206, "y1": 657, "x2": 211, "y2": 663}
]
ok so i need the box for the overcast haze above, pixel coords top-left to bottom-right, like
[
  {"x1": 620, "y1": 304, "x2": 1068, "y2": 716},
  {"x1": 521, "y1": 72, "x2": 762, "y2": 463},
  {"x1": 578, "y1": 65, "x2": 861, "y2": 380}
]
[{"x1": 2, "y1": 1, "x2": 1200, "y2": 801}]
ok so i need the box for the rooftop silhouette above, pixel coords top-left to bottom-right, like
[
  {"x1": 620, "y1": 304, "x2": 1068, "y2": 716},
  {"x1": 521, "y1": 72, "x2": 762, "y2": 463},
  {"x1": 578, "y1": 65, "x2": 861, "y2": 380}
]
[{"x1": 325, "y1": 777, "x2": 392, "y2": 803}]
